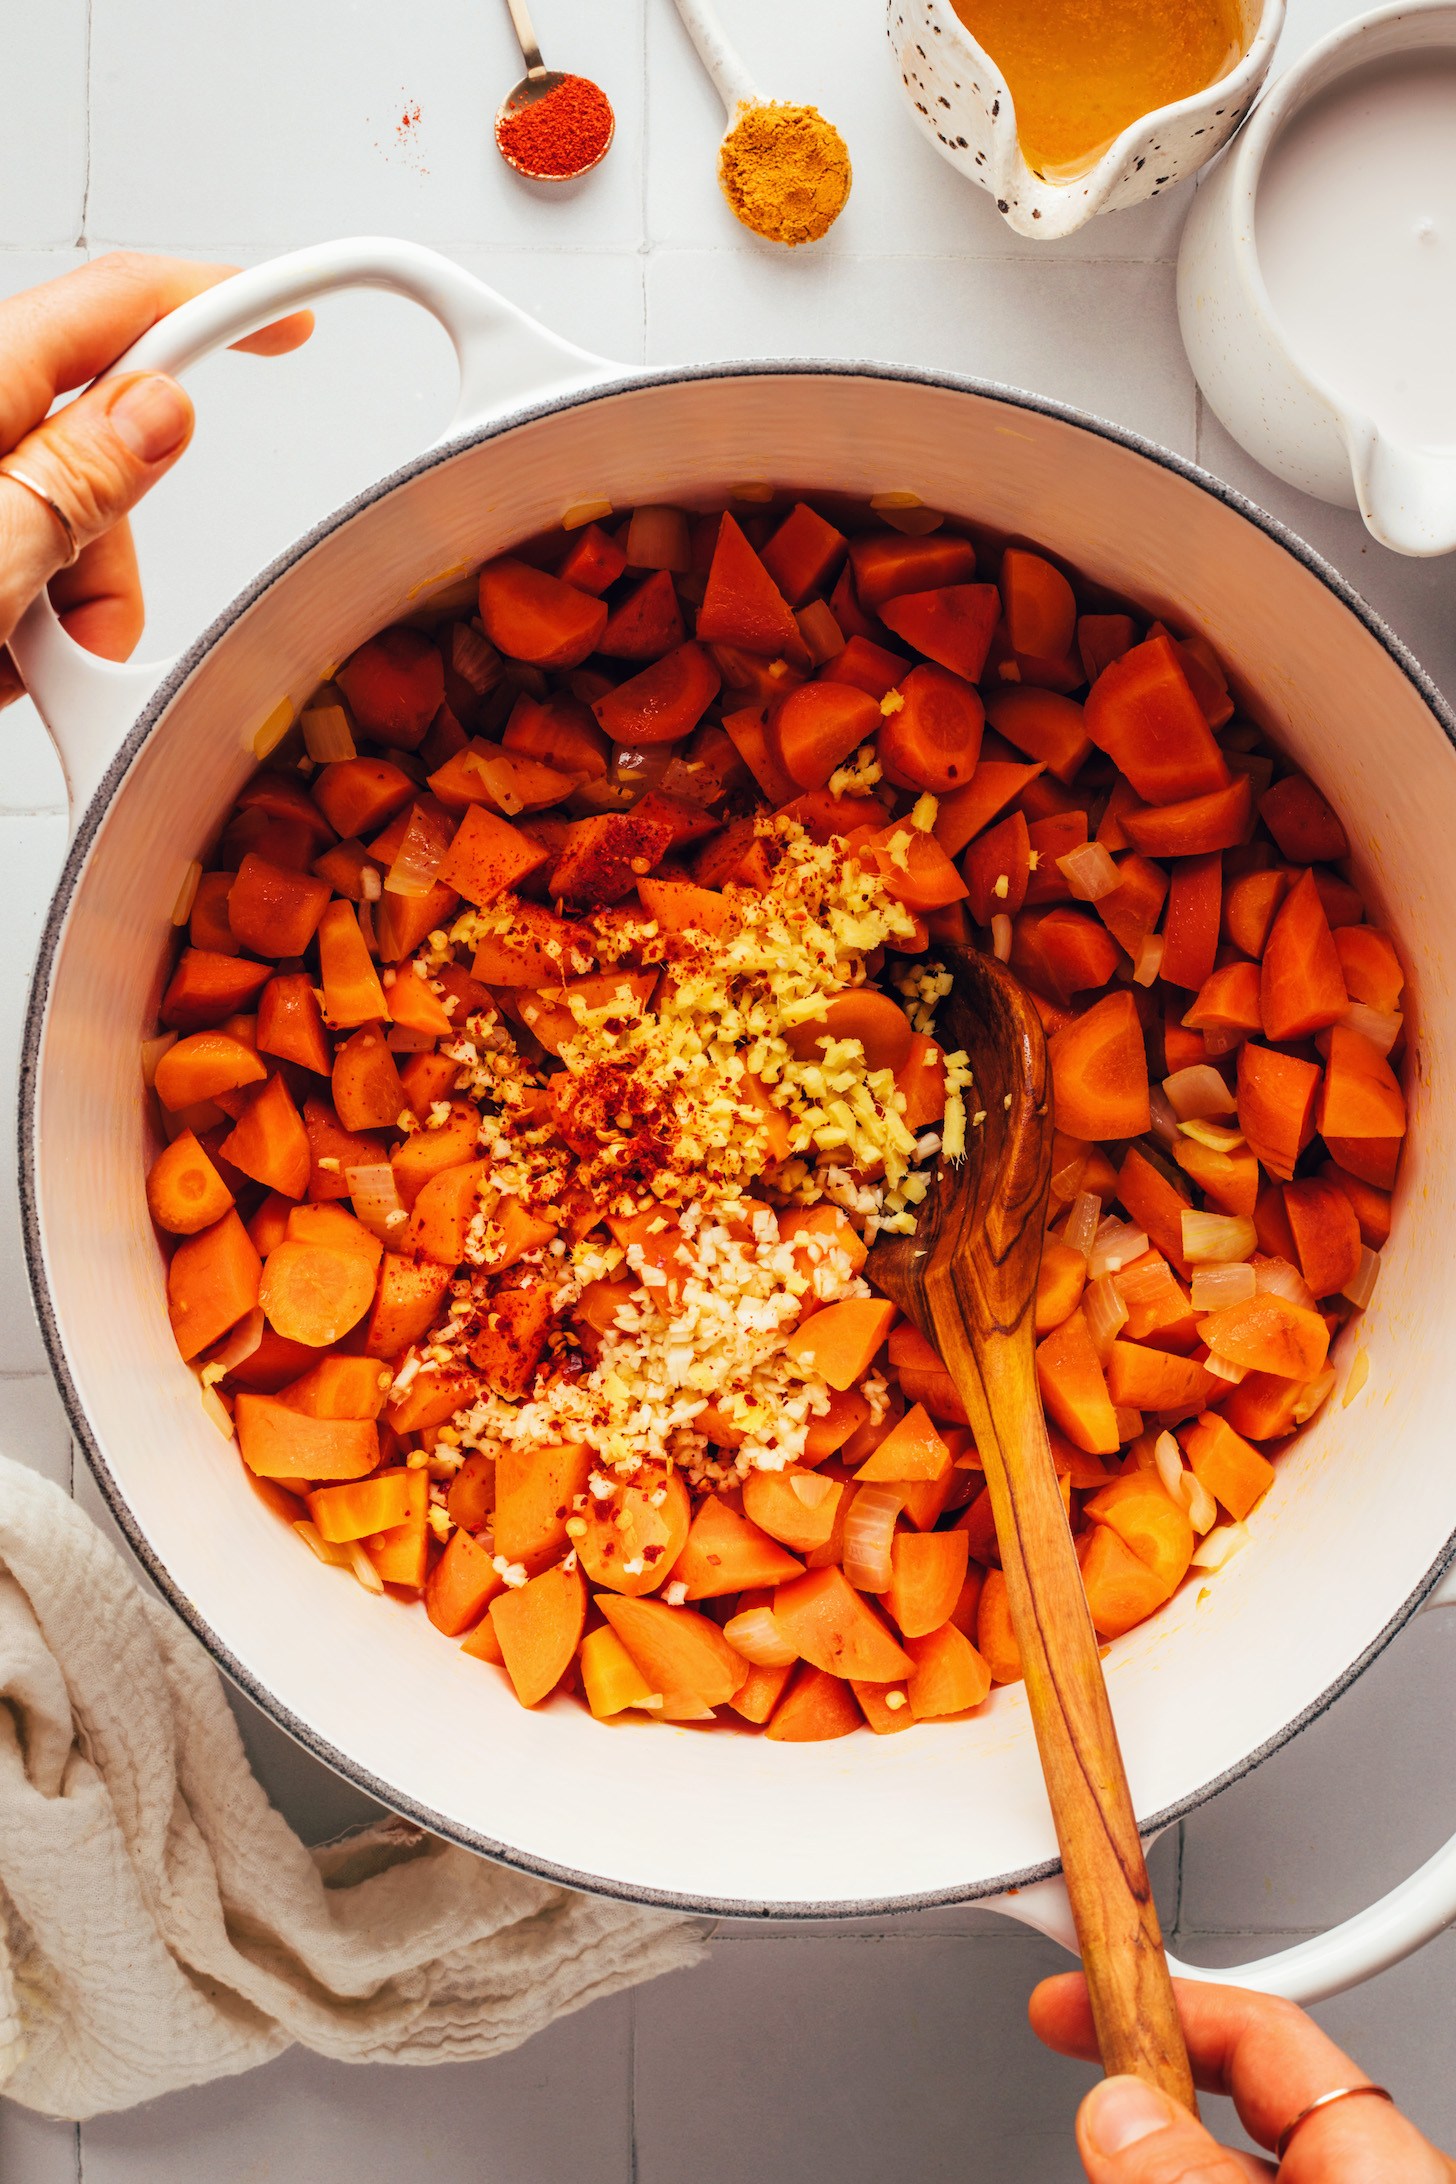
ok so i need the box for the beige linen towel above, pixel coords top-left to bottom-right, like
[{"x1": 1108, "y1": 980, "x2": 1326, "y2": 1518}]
[{"x1": 0, "y1": 1453, "x2": 707, "y2": 2120}]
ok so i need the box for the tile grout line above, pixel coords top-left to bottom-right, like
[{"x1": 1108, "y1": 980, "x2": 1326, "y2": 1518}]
[{"x1": 78, "y1": 0, "x2": 93, "y2": 250}]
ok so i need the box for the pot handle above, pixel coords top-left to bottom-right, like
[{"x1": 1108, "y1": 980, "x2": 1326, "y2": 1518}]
[
  {"x1": 10, "y1": 236, "x2": 617, "y2": 816},
  {"x1": 985, "y1": 1564, "x2": 1456, "y2": 2005}
]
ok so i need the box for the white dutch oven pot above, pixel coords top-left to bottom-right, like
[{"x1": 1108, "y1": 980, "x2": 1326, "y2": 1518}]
[{"x1": 16, "y1": 239, "x2": 1456, "y2": 1995}]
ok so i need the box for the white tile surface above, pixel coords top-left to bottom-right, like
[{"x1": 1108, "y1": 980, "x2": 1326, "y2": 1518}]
[
  {"x1": 1, "y1": 0, "x2": 1455, "y2": 2172},
  {"x1": 0, "y1": 6, "x2": 87, "y2": 246}
]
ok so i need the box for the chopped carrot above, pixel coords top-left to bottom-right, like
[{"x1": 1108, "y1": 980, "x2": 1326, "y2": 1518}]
[
  {"x1": 1001, "y1": 548, "x2": 1076, "y2": 659},
  {"x1": 280, "y1": 1353, "x2": 389, "y2": 1419},
  {"x1": 964, "y1": 809, "x2": 1030, "y2": 924},
  {"x1": 434, "y1": 803, "x2": 550, "y2": 908},
  {"x1": 742, "y1": 1467, "x2": 844, "y2": 1553},
  {"x1": 878, "y1": 584, "x2": 1001, "y2": 684},
  {"x1": 1196, "y1": 1292, "x2": 1330, "y2": 1380},
  {"x1": 1035, "y1": 1307, "x2": 1120, "y2": 1454},
  {"x1": 764, "y1": 1663, "x2": 864, "y2": 1741},
  {"x1": 818, "y1": 633, "x2": 909, "y2": 700},
  {"x1": 1077, "y1": 613, "x2": 1138, "y2": 684},
  {"x1": 784, "y1": 990, "x2": 914, "y2": 1073},
  {"x1": 1179, "y1": 1412, "x2": 1275, "y2": 1523},
  {"x1": 1035, "y1": 1237, "x2": 1088, "y2": 1334},
  {"x1": 308, "y1": 1470, "x2": 415, "y2": 1542},
  {"x1": 147, "y1": 1129, "x2": 235, "y2": 1235},
  {"x1": 1259, "y1": 773, "x2": 1349, "y2": 863},
  {"x1": 895, "y1": 1032, "x2": 947, "y2": 1131},
  {"x1": 257, "y1": 973, "x2": 332, "y2": 1075},
  {"x1": 1283, "y1": 1177, "x2": 1362, "y2": 1299},
  {"x1": 490, "y1": 1560, "x2": 589, "y2": 1706},
  {"x1": 1083, "y1": 635, "x2": 1231, "y2": 805},
  {"x1": 259, "y1": 1238, "x2": 376, "y2": 1346},
  {"x1": 160, "y1": 949, "x2": 271, "y2": 1032},
  {"x1": 772, "y1": 1566, "x2": 913, "y2": 1682},
  {"x1": 218, "y1": 1074, "x2": 311, "y2": 1199},
  {"x1": 904, "y1": 1620, "x2": 992, "y2": 1718},
  {"x1": 1317, "y1": 1161, "x2": 1391, "y2": 1250},
  {"x1": 332, "y1": 1026, "x2": 406, "y2": 1133},
  {"x1": 854, "y1": 1402, "x2": 951, "y2": 1483},
  {"x1": 696, "y1": 514, "x2": 808, "y2": 663},
  {"x1": 1161, "y1": 852, "x2": 1221, "y2": 992},
  {"x1": 495, "y1": 1442, "x2": 594, "y2": 1576},
  {"x1": 784, "y1": 1297, "x2": 898, "y2": 1390},
  {"x1": 593, "y1": 642, "x2": 722, "y2": 745},
  {"x1": 227, "y1": 854, "x2": 331, "y2": 960},
  {"x1": 425, "y1": 1528, "x2": 506, "y2": 1637},
  {"x1": 1261, "y1": 869, "x2": 1348, "y2": 1041},
  {"x1": 1221, "y1": 868, "x2": 1288, "y2": 959},
  {"x1": 976, "y1": 1568, "x2": 1023, "y2": 1683},
  {"x1": 983, "y1": 685, "x2": 1091, "y2": 784},
  {"x1": 337, "y1": 626, "x2": 445, "y2": 749},
  {"x1": 1237, "y1": 1043, "x2": 1322, "y2": 1182},
  {"x1": 769, "y1": 681, "x2": 881, "y2": 791},
  {"x1": 885, "y1": 1530, "x2": 970, "y2": 1638},
  {"x1": 234, "y1": 1392, "x2": 378, "y2": 1480},
  {"x1": 1333, "y1": 926, "x2": 1404, "y2": 1013},
  {"x1": 671, "y1": 1494, "x2": 805, "y2": 1598},
  {"x1": 477, "y1": 559, "x2": 608, "y2": 671},
  {"x1": 597, "y1": 1591, "x2": 748, "y2": 1709},
  {"x1": 760, "y1": 501, "x2": 847, "y2": 607},
  {"x1": 167, "y1": 1208, "x2": 262, "y2": 1359},
  {"x1": 1316, "y1": 1024, "x2": 1406, "y2": 1141},
  {"x1": 1047, "y1": 991, "x2": 1151, "y2": 1141},
  {"x1": 849, "y1": 531, "x2": 976, "y2": 610},
  {"x1": 878, "y1": 663, "x2": 985, "y2": 793},
  {"x1": 1104, "y1": 1340, "x2": 1220, "y2": 1413},
  {"x1": 1121, "y1": 773, "x2": 1251, "y2": 859},
  {"x1": 868, "y1": 824, "x2": 969, "y2": 913},
  {"x1": 1079, "y1": 1523, "x2": 1174, "y2": 1638}
]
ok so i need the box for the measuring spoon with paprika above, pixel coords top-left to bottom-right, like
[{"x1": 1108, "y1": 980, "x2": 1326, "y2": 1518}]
[{"x1": 494, "y1": 0, "x2": 615, "y2": 181}]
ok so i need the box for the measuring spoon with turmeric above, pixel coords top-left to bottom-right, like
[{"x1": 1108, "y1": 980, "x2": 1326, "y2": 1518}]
[{"x1": 670, "y1": 0, "x2": 851, "y2": 246}]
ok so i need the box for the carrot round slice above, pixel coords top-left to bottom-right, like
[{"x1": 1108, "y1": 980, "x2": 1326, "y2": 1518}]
[
  {"x1": 259, "y1": 1239, "x2": 377, "y2": 1346},
  {"x1": 878, "y1": 663, "x2": 984, "y2": 793},
  {"x1": 768, "y1": 682, "x2": 881, "y2": 790}
]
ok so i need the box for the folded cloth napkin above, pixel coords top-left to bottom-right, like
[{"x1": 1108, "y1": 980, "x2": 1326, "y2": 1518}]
[{"x1": 0, "y1": 1453, "x2": 707, "y2": 2120}]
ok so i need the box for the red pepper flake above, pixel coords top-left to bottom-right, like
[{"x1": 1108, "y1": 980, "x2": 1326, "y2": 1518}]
[{"x1": 496, "y1": 75, "x2": 614, "y2": 179}]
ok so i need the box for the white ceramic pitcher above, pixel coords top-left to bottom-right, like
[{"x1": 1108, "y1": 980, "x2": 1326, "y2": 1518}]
[
  {"x1": 890, "y1": 0, "x2": 1285, "y2": 238},
  {"x1": 1179, "y1": 0, "x2": 1456, "y2": 555}
]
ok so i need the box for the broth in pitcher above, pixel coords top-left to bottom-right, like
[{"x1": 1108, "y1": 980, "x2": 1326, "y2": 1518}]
[{"x1": 952, "y1": 0, "x2": 1246, "y2": 180}]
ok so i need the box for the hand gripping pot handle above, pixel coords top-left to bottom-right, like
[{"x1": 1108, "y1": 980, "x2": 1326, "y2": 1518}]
[
  {"x1": 987, "y1": 1562, "x2": 1456, "y2": 2003},
  {"x1": 10, "y1": 235, "x2": 617, "y2": 817}
]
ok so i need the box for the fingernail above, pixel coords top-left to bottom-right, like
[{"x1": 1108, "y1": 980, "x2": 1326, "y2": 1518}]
[
  {"x1": 1084, "y1": 2075, "x2": 1175, "y2": 2156},
  {"x1": 108, "y1": 375, "x2": 191, "y2": 463}
]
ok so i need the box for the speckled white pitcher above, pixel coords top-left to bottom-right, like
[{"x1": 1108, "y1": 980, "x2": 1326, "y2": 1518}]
[{"x1": 890, "y1": 0, "x2": 1285, "y2": 238}]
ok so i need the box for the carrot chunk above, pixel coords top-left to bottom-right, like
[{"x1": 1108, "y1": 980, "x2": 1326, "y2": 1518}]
[
  {"x1": 593, "y1": 642, "x2": 722, "y2": 745},
  {"x1": 1196, "y1": 1292, "x2": 1330, "y2": 1380},
  {"x1": 1333, "y1": 927, "x2": 1404, "y2": 1013},
  {"x1": 1083, "y1": 635, "x2": 1231, "y2": 805},
  {"x1": 160, "y1": 949, "x2": 271, "y2": 1032},
  {"x1": 332, "y1": 1026, "x2": 406, "y2": 1133},
  {"x1": 1237, "y1": 1042, "x2": 1322, "y2": 1182},
  {"x1": 817, "y1": 633, "x2": 908, "y2": 701},
  {"x1": 878, "y1": 584, "x2": 1001, "y2": 684},
  {"x1": 337, "y1": 626, "x2": 444, "y2": 749},
  {"x1": 760, "y1": 501, "x2": 847, "y2": 607},
  {"x1": 1259, "y1": 773, "x2": 1349, "y2": 863},
  {"x1": 259, "y1": 1238, "x2": 376, "y2": 1346},
  {"x1": 977, "y1": 1568, "x2": 1023, "y2": 1682},
  {"x1": 784, "y1": 1297, "x2": 898, "y2": 1390},
  {"x1": 1180, "y1": 1412, "x2": 1275, "y2": 1522},
  {"x1": 1001, "y1": 548, "x2": 1076, "y2": 660},
  {"x1": 425, "y1": 1528, "x2": 506, "y2": 1637},
  {"x1": 1161, "y1": 852, "x2": 1221, "y2": 992},
  {"x1": 495, "y1": 1442, "x2": 594, "y2": 1576},
  {"x1": 147, "y1": 1129, "x2": 234, "y2": 1235},
  {"x1": 219, "y1": 1074, "x2": 312, "y2": 1199},
  {"x1": 886, "y1": 1530, "x2": 971, "y2": 1639},
  {"x1": 879, "y1": 664, "x2": 985, "y2": 793},
  {"x1": 597, "y1": 1592, "x2": 749, "y2": 1708},
  {"x1": 904, "y1": 1620, "x2": 992, "y2": 1718},
  {"x1": 1121, "y1": 773, "x2": 1251, "y2": 859},
  {"x1": 772, "y1": 1566, "x2": 913, "y2": 1682},
  {"x1": 849, "y1": 530, "x2": 976, "y2": 609},
  {"x1": 477, "y1": 558, "x2": 608, "y2": 671},
  {"x1": 154, "y1": 1031, "x2": 267, "y2": 1112},
  {"x1": 490, "y1": 1561, "x2": 589, "y2": 1706},
  {"x1": 1283, "y1": 1177, "x2": 1362, "y2": 1299},
  {"x1": 1260, "y1": 869, "x2": 1348, "y2": 1041},
  {"x1": 234, "y1": 1393, "x2": 378, "y2": 1481},
  {"x1": 227, "y1": 854, "x2": 331, "y2": 959},
  {"x1": 769, "y1": 681, "x2": 881, "y2": 791},
  {"x1": 435, "y1": 804, "x2": 551, "y2": 907},
  {"x1": 1078, "y1": 1523, "x2": 1174, "y2": 1639},
  {"x1": 1047, "y1": 991, "x2": 1151, "y2": 1141},
  {"x1": 1316, "y1": 1024, "x2": 1407, "y2": 1141},
  {"x1": 765, "y1": 1663, "x2": 864, "y2": 1741},
  {"x1": 983, "y1": 685, "x2": 1091, "y2": 785},
  {"x1": 1035, "y1": 1307, "x2": 1120, "y2": 1454},
  {"x1": 167, "y1": 1208, "x2": 262, "y2": 1359},
  {"x1": 671, "y1": 1494, "x2": 805, "y2": 1599}
]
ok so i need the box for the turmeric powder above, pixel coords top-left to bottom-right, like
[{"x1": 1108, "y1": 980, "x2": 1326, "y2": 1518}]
[{"x1": 717, "y1": 102, "x2": 852, "y2": 247}]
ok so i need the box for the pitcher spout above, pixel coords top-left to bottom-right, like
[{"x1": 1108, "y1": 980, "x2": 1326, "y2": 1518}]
[{"x1": 1349, "y1": 424, "x2": 1456, "y2": 558}]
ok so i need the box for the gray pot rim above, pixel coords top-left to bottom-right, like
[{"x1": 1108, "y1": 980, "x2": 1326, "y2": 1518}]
[{"x1": 20, "y1": 355, "x2": 1456, "y2": 1922}]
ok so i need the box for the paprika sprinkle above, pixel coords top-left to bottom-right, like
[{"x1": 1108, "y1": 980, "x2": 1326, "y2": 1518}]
[{"x1": 495, "y1": 73, "x2": 615, "y2": 179}]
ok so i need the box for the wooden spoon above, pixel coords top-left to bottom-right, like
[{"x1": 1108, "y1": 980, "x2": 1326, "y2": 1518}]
[{"x1": 867, "y1": 942, "x2": 1197, "y2": 2109}]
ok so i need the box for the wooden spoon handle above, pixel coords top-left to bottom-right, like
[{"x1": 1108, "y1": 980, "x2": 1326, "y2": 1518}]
[{"x1": 969, "y1": 1319, "x2": 1197, "y2": 2108}]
